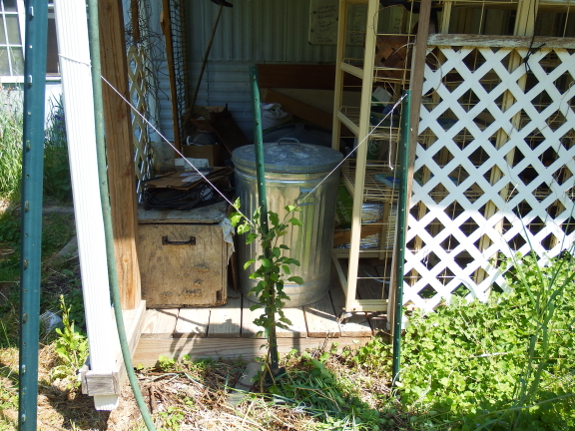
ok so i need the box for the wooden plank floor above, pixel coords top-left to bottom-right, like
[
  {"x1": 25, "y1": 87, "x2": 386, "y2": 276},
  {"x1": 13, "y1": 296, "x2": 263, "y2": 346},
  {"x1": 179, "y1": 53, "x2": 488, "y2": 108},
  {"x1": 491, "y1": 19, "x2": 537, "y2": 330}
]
[{"x1": 133, "y1": 280, "x2": 389, "y2": 367}]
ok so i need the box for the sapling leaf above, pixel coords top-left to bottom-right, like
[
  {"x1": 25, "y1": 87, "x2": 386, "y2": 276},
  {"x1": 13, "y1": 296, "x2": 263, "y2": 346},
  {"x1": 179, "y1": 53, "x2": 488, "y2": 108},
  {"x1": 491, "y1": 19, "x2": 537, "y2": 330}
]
[
  {"x1": 288, "y1": 217, "x2": 302, "y2": 227},
  {"x1": 250, "y1": 304, "x2": 262, "y2": 311},
  {"x1": 282, "y1": 265, "x2": 291, "y2": 275},
  {"x1": 229, "y1": 213, "x2": 243, "y2": 227},
  {"x1": 237, "y1": 224, "x2": 251, "y2": 235},
  {"x1": 288, "y1": 276, "x2": 304, "y2": 285},
  {"x1": 246, "y1": 233, "x2": 258, "y2": 244},
  {"x1": 243, "y1": 259, "x2": 256, "y2": 270},
  {"x1": 269, "y1": 212, "x2": 280, "y2": 226}
]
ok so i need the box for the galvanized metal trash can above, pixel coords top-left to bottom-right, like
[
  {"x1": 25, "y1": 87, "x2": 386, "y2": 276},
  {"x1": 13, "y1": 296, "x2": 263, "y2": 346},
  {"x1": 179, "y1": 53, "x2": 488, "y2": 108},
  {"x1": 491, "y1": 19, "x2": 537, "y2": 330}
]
[{"x1": 232, "y1": 140, "x2": 343, "y2": 307}]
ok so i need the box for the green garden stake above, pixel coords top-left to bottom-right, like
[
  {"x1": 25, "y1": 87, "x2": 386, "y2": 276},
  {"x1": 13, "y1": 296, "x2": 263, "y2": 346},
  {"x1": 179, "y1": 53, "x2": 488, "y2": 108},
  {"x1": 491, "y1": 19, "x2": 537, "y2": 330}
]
[
  {"x1": 392, "y1": 90, "x2": 411, "y2": 386},
  {"x1": 19, "y1": 0, "x2": 49, "y2": 429},
  {"x1": 250, "y1": 66, "x2": 279, "y2": 371}
]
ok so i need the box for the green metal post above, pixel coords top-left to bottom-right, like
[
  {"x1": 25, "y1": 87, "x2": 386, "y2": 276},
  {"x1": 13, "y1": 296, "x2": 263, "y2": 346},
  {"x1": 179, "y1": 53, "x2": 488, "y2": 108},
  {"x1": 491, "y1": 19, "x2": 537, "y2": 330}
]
[
  {"x1": 250, "y1": 66, "x2": 269, "y2": 230},
  {"x1": 250, "y1": 66, "x2": 279, "y2": 370},
  {"x1": 392, "y1": 90, "x2": 411, "y2": 385},
  {"x1": 18, "y1": 0, "x2": 49, "y2": 429}
]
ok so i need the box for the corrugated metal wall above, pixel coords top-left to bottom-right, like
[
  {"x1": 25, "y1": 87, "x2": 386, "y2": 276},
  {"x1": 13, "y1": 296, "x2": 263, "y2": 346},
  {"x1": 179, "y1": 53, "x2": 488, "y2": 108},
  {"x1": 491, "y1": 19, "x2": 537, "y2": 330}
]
[{"x1": 182, "y1": 0, "x2": 345, "y2": 140}]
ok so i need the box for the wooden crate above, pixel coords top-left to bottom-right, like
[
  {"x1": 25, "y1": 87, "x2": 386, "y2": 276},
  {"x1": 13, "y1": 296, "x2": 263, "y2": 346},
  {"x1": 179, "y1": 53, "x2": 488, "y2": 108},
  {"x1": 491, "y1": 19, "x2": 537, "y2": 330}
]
[{"x1": 137, "y1": 205, "x2": 228, "y2": 308}]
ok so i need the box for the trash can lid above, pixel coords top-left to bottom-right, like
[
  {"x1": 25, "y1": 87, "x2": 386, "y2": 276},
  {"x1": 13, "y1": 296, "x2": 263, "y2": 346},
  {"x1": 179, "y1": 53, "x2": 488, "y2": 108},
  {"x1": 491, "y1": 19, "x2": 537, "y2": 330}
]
[{"x1": 232, "y1": 138, "x2": 343, "y2": 174}]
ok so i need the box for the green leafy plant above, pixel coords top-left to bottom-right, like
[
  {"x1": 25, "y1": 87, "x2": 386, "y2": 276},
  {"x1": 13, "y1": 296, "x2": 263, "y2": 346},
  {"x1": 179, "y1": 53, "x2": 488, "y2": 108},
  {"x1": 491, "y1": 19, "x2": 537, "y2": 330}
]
[
  {"x1": 51, "y1": 295, "x2": 89, "y2": 389},
  {"x1": 334, "y1": 252, "x2": 575, "y2": 430},
  {"x1": 230, "y1": 199, "x2": 303, "y2": 375},
  {"x1": 158, "y1": 405, "x2": 184, "y2": 431},
  {"x1": 157, "y1": 355, "x2": 177, "y2": 372}
]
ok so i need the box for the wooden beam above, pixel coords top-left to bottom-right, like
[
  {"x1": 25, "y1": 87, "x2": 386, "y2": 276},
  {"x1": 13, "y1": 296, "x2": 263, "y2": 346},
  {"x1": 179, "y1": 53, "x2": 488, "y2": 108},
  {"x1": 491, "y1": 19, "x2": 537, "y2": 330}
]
[
  {"x1": 161, "y1": 0, "x2": 181, "y2": 150},
  {"x1": 398, "y1": 0, "x2": 432, "y2": 337},
  {"x1": 130, "y1": 0, "x2": 140, "y2": 43},
  {"x1": 98, "y1": 0, "x2": 142, "y2": 310},
  {"x1": 133, "y1": 336, "x2": 370, "y2": 367},
  {"x1": 427, "y1": 34, "x2": 575, "y2": 49},
  {"x1": 82, "y1": 300, "x2": 147, "y2": 401},
  {"x1": 257, "y1": 64, "x2": 362, "y2": 90}
]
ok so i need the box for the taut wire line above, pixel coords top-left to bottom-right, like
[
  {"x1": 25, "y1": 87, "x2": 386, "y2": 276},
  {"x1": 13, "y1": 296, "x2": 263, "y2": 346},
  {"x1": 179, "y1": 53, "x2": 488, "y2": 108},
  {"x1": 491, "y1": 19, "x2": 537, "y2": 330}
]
[
  {"x1": 100, "y1": 75, "x2": 252, "y2": 223},
  {"x1": 101, "y1": 75, "x2": 406, "y2": 217},
  {"x1": 297, "y1": 92, "x2": 408, "y2": 205}
]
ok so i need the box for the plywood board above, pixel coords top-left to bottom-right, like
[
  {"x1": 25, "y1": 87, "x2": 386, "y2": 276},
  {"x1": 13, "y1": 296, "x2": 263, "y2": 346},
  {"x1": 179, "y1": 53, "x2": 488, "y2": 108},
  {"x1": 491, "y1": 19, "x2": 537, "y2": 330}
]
[
  {"x1": 175, "y1": 308, "x2": 210, "y2": 338},
  {"x1": 276, "y1": 307, "x2": 308, "y2": 338},
  {"x1": 241, "y1": 297, "x2": 266, "y2": 338},
  {"x1": 208, "y1": 290, "x2": 242, "y2": 338},
  {"x1": 138, "y1": 223, "x2": 227, "y2": 308},
  {"x1": 141, "y1": 309, "x2": 179, "y2": 337},
  {"x1": 304, "y1": 292, "x2": 341, "y2": 338}
]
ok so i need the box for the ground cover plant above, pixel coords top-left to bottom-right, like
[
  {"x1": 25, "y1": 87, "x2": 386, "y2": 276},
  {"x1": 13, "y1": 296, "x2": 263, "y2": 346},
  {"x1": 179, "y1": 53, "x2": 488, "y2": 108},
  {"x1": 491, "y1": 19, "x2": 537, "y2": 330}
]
[{"x1": 344, "y1": 252, "x2": 575, "y2": 430}]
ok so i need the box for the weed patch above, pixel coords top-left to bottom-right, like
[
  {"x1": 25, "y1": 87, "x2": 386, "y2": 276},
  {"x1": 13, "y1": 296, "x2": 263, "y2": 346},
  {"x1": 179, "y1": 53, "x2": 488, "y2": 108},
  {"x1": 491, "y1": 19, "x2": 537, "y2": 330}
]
[{"x1": 345, "y1": 253, "x2": 575, "y2": 430}]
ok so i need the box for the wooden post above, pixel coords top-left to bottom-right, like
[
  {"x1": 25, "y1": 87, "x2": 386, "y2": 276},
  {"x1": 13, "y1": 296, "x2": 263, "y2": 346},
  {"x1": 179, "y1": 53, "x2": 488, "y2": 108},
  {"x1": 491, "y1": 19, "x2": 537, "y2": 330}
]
[
  {"x1": 161, "y1": 0, "x2": 182, "y2": 150},
  {"x1": 98, "y1": 0, "x2": 142, "y2": 310},
  {"x1": 475, "y1": 0, "x2": 539, "y2": 284},
  {"x1": 390, "y1": 0, "x2": 432, "y2": 336}
]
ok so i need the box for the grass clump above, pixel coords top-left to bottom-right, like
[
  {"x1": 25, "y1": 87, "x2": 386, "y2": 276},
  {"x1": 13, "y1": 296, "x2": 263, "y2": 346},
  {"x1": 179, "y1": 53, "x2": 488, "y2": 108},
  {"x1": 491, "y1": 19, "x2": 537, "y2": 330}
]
[
  {"x1": 43, "y1": 96, "x2": 72, "y2": 204},
  {"x1": 0, "y1": 87, "x2": 23, "y2": 202},
  {"x1": 0, "y1": 89, "x2": 71, "y2": 205}
]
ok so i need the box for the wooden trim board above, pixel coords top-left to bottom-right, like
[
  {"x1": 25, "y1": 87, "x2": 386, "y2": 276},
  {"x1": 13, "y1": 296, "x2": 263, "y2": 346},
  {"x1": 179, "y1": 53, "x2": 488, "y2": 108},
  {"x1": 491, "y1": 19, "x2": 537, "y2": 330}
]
[
  {"x1": 83, "y1": 300, "x2": 147, "y2": 397},
  {"x1": 133, "y1": 336, "x2": 369, "y2": 367},
  {"x1": 427, "y1": 34, "x2": 575, "y2": 49}
]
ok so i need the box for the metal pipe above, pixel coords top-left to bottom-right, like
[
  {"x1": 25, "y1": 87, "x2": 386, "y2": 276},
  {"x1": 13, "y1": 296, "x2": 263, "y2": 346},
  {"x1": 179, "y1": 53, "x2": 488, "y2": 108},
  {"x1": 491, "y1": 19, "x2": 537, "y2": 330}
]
[
  {"x1": 190, "y1": 4, "x2": 224, "y2": 109},
  {"x1": 392, "y1": 90, "x2": 411, "y2": 385},
  {"x1": 86, "y1": 1, "x2": 156, "y2": 429},
  {"x1": 18, "y1": 0, "x2": 48, "y2": 428}
]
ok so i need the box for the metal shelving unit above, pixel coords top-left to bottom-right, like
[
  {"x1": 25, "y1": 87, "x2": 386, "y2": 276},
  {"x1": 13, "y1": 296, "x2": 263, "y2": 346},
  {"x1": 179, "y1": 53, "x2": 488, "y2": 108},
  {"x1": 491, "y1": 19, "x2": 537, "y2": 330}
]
[{"x1": 331, "y1": 0, "x2": 412, "y2": 313}]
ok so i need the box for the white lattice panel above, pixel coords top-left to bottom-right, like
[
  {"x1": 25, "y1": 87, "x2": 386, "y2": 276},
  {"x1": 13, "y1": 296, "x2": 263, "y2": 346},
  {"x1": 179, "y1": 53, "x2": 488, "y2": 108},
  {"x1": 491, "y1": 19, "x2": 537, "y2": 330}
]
[
  {"x1": 405, "y1": 44, "x2": 575, "y2": 312},
  {"x1": 128, "y1": 45, "x2": 153, "y2": 198}
]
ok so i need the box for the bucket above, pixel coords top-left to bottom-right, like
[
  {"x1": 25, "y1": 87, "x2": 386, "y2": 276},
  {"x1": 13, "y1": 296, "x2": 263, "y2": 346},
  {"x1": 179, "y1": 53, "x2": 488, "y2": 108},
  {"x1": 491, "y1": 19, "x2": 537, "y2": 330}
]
[{"x1": 232, "y1": 139, "x2": 343, "y2": 306}]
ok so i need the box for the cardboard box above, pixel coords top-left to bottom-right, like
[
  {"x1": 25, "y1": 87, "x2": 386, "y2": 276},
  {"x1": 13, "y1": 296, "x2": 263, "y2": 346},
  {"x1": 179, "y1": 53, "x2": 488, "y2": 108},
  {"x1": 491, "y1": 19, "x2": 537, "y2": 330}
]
[{"x1": 182, "y1": 143, "x2": 222, "y2": 167}]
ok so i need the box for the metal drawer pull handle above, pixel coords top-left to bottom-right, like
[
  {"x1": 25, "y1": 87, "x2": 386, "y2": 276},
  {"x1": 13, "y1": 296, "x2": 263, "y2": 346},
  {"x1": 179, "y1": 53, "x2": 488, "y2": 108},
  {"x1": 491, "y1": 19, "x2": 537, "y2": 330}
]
[{"x1": 162, "y1": 236, "x2": 196, "y2": 246}]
